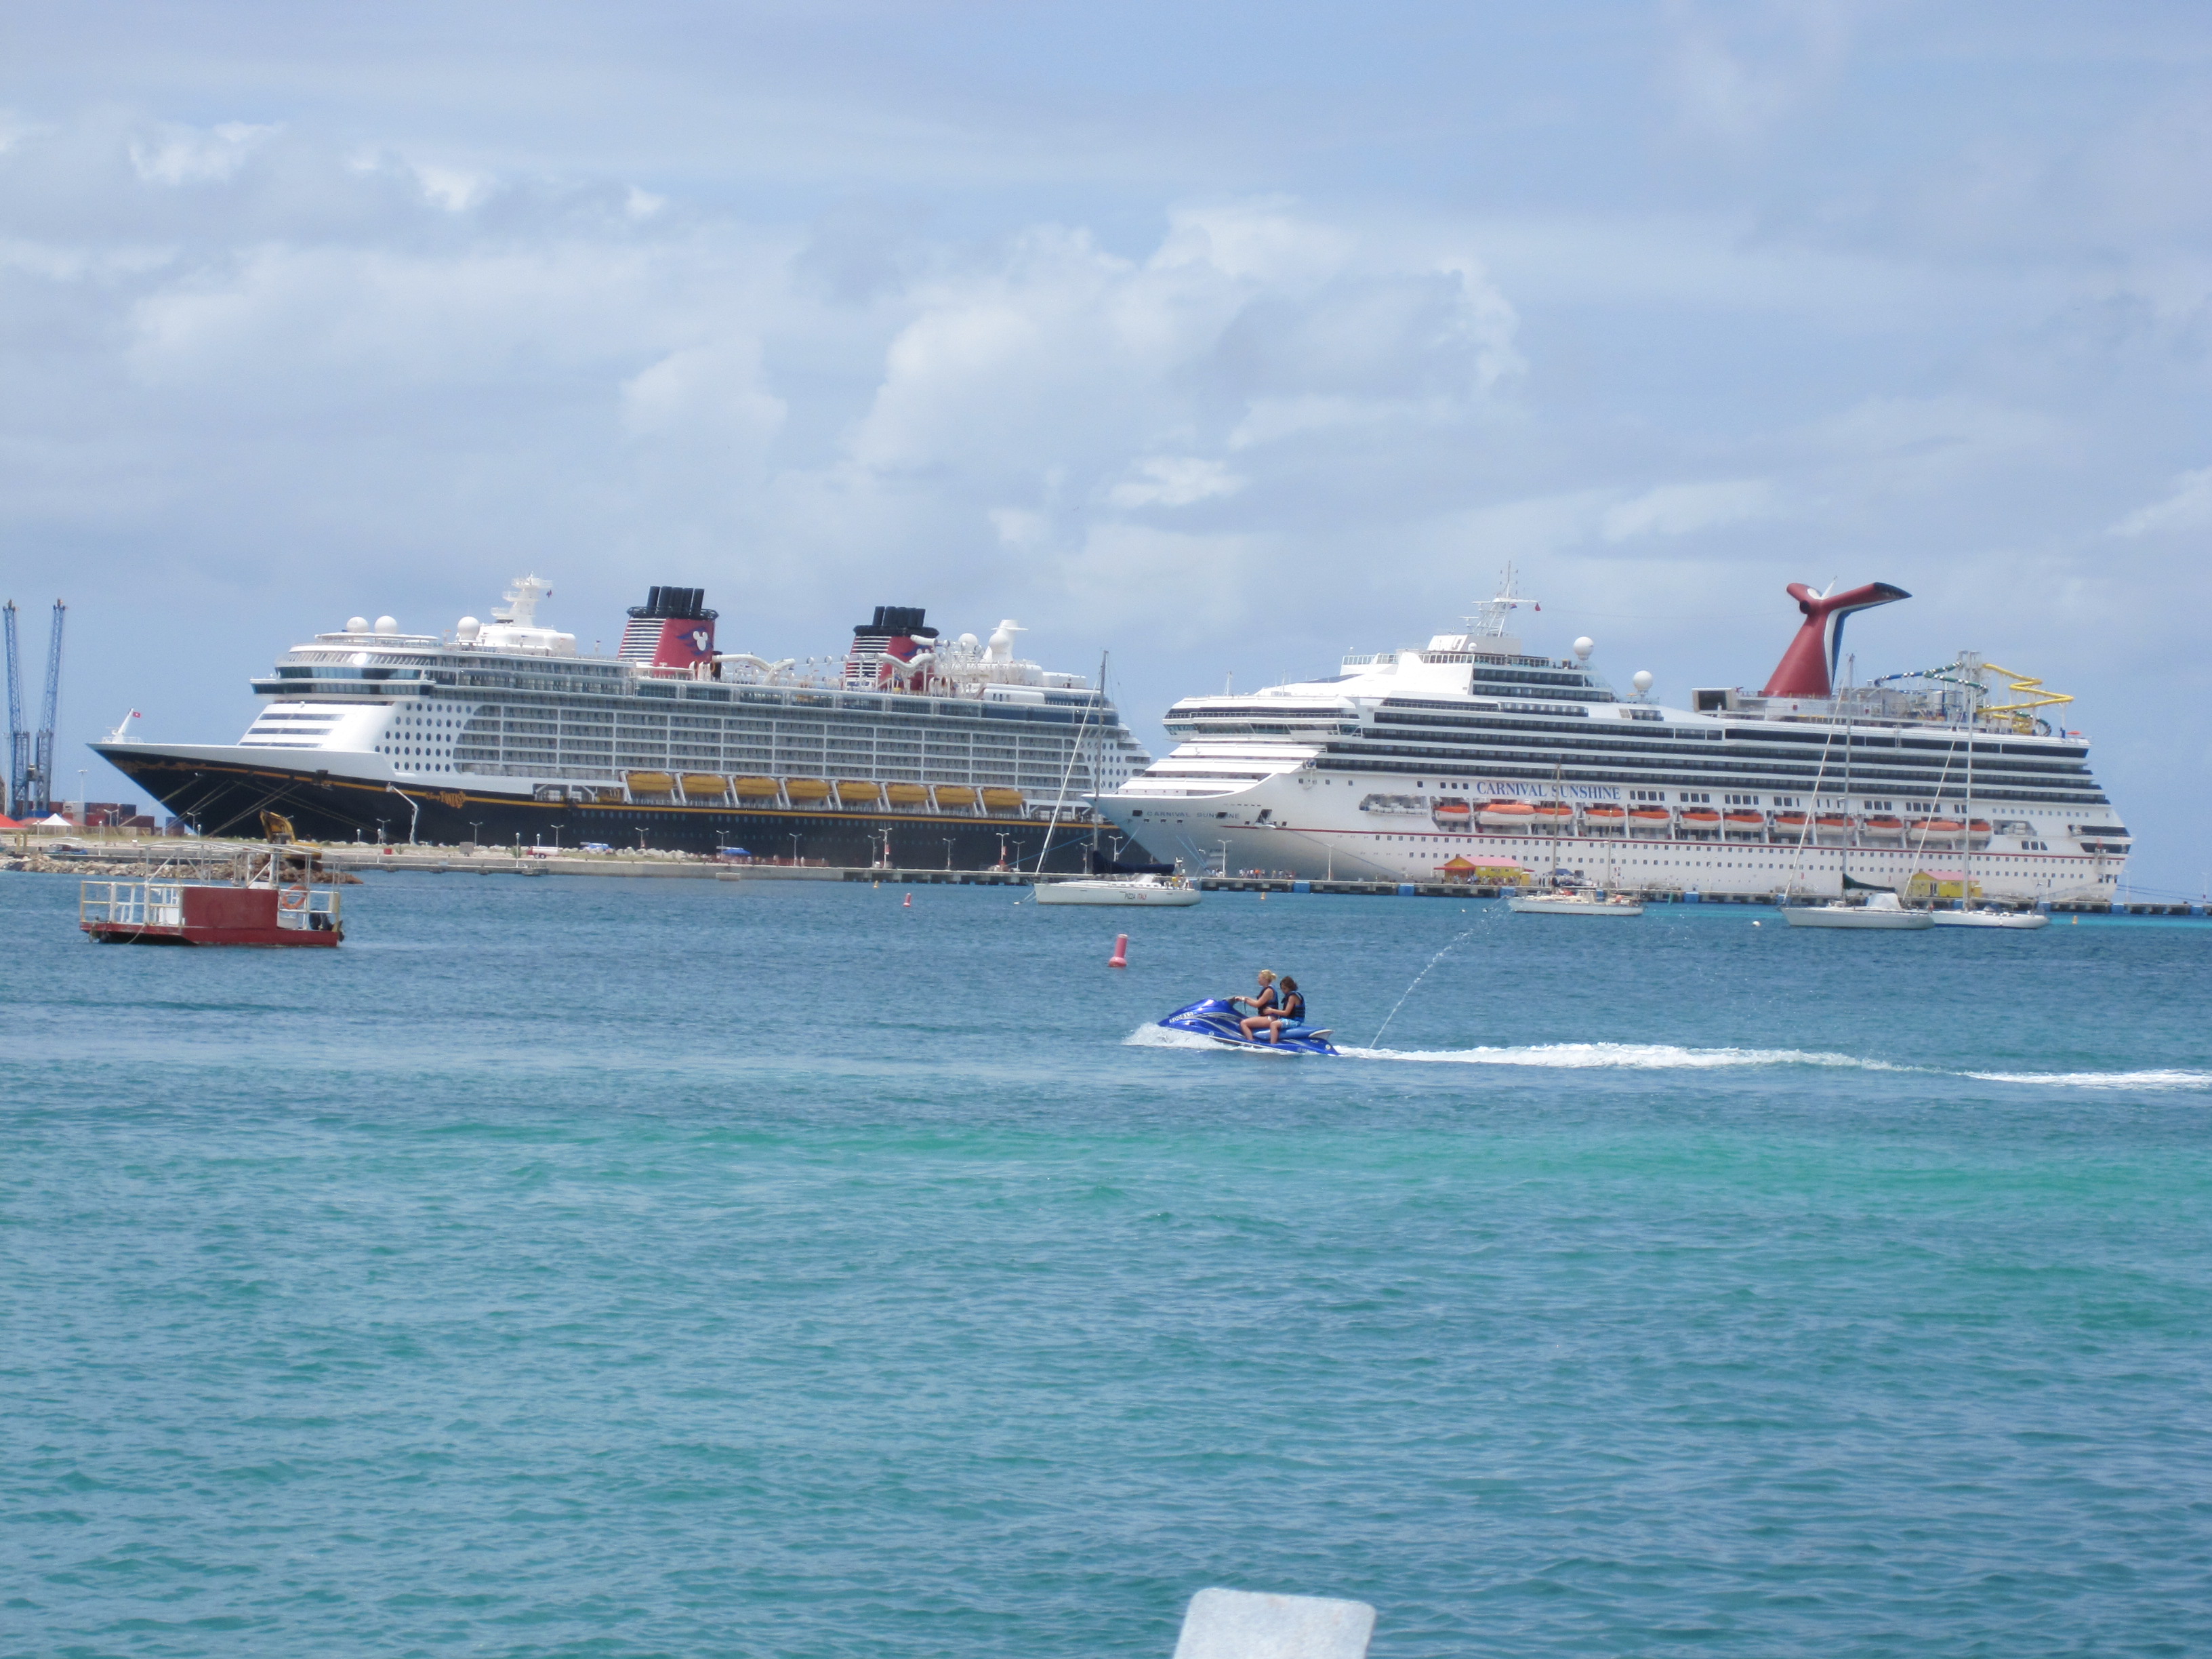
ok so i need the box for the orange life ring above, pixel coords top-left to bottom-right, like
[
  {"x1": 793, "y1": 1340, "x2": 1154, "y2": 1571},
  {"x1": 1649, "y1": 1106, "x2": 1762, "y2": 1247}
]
[{"x1": 279, "y1": 885, "x2": 310, "y2": 911}]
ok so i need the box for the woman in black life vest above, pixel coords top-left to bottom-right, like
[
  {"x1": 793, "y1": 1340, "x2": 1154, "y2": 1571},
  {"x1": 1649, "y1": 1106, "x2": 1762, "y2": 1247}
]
[{"x1": 1232, "y1": 970, "x2": 1279, "y2": 1041}]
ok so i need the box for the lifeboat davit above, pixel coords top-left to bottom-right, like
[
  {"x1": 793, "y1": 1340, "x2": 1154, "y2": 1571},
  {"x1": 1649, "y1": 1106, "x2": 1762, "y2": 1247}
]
[
  {"x1": 1481, "y1": 799, "x2": 1536, "y2": 830},
  {"x1": 1583, "y1": 803, "x2": 1627, "y2": 834},
  {"x1": 1431, "y1": 796, "x2": 1473, "y2": 830},
  {"x1": 1628, "y1": 807, "x2": 1671, "y2": 837},
  {"x1": 1723, "y1": 810, "x2": 1765, "y2": 839}
]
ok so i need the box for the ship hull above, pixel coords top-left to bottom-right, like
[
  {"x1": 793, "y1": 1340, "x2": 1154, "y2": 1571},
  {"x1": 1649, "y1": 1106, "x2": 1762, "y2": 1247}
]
[
  {"x1": 96, "y1": 746, "x2": 1106, "y2": 871},
  {"x1": 1099, "y1": 773, "x2": 2125, "y2": 904}
]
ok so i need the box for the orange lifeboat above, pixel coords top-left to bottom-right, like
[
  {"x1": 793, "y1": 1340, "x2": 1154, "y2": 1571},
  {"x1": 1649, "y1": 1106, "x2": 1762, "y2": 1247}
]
[
  {"x1": 1628, "y1": 806, "x2": 1671, "y2": 837},
  {"x1": 1814, "y1": 813, "x2": 1855, "y2": 843},
  {"x1": 1770, "y1": 811, "x2": 1811, "y2": 842},
  {"x1": 1723, "y1": 810, "x2": 1765, "y2": 838},
  {"x1": 1431, "y1": 796, "x2": 1474, "y2": 830},
  {"x1": 1908, "y1": 817, "x2": 1966, "y2": 847},
  {"x1": 1583, "y1": 804, "x2": 1627, "y2": 834},
  {"x1": 1966, "y1": 819, "x2": 1992, "y2": 849},
  {"x1": 1862, "y1": 814, "x2": 1906, "y2": 842},
  {"x1": 1480, "y1": 798, "x2": 1537, "y2": 830},
  {"x1": 1529, "y1": 802, "x2": 1576, "y2": 830},
  {"x1": 1679, "y1": 806, "x2": 1722, "y2": 836}
]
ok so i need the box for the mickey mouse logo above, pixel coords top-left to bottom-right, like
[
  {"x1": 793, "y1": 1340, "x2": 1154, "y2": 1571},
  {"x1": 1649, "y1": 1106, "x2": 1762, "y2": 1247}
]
[{"x1": 688, "y1": 629, "x2": 711, "y2": 655}]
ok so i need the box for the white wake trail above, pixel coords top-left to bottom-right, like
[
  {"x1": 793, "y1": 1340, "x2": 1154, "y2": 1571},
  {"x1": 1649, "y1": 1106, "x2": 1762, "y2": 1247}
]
[
  {"x1": 1123, "y1": 1027, "x2": 2212, "y2": 1088},
  {"x1": 1334, "y1": 1042, "x2": 1909, "y2": 1071},
  {"x1": 1960, "y1": 1068, "x2": 2212, "y2": 1092}
]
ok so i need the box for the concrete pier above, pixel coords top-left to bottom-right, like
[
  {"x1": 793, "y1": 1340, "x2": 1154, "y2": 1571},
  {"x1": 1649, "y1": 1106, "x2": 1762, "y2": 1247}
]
[{"x1": 14, "y1": 835, "x2": 2201, "y2": 914}]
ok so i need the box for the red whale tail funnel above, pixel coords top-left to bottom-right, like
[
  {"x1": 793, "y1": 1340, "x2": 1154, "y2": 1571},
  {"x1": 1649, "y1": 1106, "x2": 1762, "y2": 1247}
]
[{"x1": 1760, "y1": 581, "x2": 1910, "y2": 697}]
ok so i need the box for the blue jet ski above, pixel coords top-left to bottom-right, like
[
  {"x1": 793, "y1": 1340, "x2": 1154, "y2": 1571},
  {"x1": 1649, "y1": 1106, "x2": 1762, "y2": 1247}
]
[{"x1": 1157, "y1": 998, "x2": 1340, "y2": 1055}]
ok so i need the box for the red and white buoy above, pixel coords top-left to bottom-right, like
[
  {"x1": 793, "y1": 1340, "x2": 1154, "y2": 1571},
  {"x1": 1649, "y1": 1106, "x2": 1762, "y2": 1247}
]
[
  {"x1": 903, "y1": 892, "x2": 912, "y2": 908},
  {"x1": 1109, "y1": 933, "x2": 1128, "y2": 968}
]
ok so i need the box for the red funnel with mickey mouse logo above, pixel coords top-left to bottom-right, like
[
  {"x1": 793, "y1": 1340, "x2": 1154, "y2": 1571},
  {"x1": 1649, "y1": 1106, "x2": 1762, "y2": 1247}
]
[{"x1": 617, "y1": 586, "x2": 718, "y2": 670}]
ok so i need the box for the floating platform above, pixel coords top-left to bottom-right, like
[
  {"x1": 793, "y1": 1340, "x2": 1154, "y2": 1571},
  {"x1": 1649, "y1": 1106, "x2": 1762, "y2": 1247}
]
[{"x1": 80, "y1": 844, "x2": 344, "y2": 946}]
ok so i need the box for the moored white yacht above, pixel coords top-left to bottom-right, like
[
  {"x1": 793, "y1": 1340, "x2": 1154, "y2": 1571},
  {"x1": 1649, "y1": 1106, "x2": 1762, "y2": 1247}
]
[
  {"x1": 1927, "y1": 906, "x2": 2050, "y2": 930},
  {"x1": 1780, "y1": 893, "x2": 1933, "y2": 930},
  {"x1": 1507, "y1": 889, "x2": 1645, "y2": 917},
  {"x1": 1031, "y1": 873, "x2": 1202, "y2": 907}
]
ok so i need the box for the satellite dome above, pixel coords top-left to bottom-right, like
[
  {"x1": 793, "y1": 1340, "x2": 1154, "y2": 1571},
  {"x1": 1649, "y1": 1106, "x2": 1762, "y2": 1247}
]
[
  {"x1": 346, "y1": 616, "x2": 369, "y2": 634},
  {"x1": 374, "y1": 615, "x2": 398, "y2": 635},
  {"x1": 455, "y1": 616, "x2": 481, "y2": 641},
  {"x1": 1572, "y1": 636, "x2": 1594, "y2": 661},
  {"x1": 1632, "y1": 670, "x2": 1654, "y2": 694}
]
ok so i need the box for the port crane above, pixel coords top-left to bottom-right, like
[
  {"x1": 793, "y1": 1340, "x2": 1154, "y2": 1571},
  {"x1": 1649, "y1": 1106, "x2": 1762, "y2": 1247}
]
[{"x1": 3, "y1": 599, "x2": 64, "y2": 819}]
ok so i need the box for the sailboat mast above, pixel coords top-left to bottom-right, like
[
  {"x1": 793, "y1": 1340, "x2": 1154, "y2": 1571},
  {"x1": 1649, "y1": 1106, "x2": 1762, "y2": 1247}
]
[{"x1": 1963, "y1": 658, "x2": 1975, "y2": 909}]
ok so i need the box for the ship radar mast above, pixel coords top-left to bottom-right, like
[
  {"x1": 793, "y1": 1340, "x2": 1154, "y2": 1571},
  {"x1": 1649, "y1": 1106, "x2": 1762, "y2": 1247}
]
[
  {"x1": 1463, "y1": 562, "x2": 1534, "y2": 642},
  {"x1": 493, "y1": 575, "x2": 552, "y2": 628}
]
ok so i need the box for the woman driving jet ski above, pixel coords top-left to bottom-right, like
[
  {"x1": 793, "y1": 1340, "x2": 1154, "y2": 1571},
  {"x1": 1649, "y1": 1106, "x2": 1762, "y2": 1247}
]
[{"x1": 1231, "y1": 970, "x2": 1279, "y2": 1041}]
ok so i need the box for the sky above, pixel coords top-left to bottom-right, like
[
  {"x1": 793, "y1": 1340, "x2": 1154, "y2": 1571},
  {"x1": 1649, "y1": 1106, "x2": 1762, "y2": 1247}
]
[{"x1": 3, "y1": 1, "x2": 2208, "y2": 891}]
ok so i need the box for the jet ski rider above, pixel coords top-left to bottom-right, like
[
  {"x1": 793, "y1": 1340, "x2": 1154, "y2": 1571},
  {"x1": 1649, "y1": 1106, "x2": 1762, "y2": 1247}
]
[
  {"x1": 1261, "y1": 979, "x2": 1306, "y2": 1044},
  {"x1": 1231, "y1": 970, "x2": 1279, "y2": 1042}
]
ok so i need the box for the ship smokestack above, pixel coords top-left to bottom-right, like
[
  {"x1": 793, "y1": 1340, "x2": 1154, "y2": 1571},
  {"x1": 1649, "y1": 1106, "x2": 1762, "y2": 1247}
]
[
  {"x1": 1761, "y1": 581, "x2": 1910, "y2": 697},
  {"x1": 620, "y1": 585, "x2": 718, "y2": 670},
  {"x1": 846, "y1": 604, "x2": 939, "y2": 688}
]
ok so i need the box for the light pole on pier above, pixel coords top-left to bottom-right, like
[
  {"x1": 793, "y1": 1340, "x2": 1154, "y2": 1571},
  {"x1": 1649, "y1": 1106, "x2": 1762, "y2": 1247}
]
[{"x1": 383, "y1": 783, "x2": 419, "y2": 844}]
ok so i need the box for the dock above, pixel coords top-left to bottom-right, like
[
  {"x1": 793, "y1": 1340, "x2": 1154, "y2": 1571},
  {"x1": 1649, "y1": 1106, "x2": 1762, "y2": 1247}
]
[{"x1": 11, "y1": 836, "x2": 2205, "y2": 915}]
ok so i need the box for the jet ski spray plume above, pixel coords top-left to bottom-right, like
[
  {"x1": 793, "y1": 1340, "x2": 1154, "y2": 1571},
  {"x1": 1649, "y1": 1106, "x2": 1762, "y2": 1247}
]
[{"x1": 1370, "y1": 925, "x2": 1480, "y2": 1049}]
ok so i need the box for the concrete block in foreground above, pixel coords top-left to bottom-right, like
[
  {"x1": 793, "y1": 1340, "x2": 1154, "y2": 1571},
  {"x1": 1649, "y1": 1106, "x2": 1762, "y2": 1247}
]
[{"x1": 1172, "y1": 1587, "x2": 1376, "y2": 1659}]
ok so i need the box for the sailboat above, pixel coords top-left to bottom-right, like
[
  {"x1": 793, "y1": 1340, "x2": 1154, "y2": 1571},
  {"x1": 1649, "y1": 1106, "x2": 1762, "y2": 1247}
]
[
  {"x1": 1927, "y1": 693, "x2": 2049, "y2": 929},
  {"x1": 1507, "y1": 762, "x2": 1645, "y2": 916},
  {"x1": 1781, "y1": 717, "x2": 1930, "y2": 929}
]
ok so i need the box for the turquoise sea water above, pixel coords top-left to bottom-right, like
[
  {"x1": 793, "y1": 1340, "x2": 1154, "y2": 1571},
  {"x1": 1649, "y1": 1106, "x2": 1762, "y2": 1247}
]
[{"x1": 5, "y1": 872, "x2": 2210, "y2": 1658}]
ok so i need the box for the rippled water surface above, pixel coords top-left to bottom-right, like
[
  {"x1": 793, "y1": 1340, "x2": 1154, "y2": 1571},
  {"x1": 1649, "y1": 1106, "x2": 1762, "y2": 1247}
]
[{"x1": 5, "y1": 871, "x2": 2210, "y2": 1656}]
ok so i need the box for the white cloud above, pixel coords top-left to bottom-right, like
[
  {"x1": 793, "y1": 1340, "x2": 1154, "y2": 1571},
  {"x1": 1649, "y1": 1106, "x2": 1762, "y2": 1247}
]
[
  {"x1": 621, "y1": 341, "x2": 786, "y2": 452},
  {"x1": 988, "y1": 507, "x2": 1050, "y2": 550},
  {"x1": 2110, "y1": 466, "x2": 2212, "y2": 537},
  {"x1": 1661, "y1": 0, "x2": 1855, "y2": 141},
  {"x1": 1105, "y1": 456, "x2": 1245, "y2": 509},
  {"x1": 1601, "y1": 479, "x2": 1780, "y2": 541},
  {"x1": 128, "y1": 120, "x2": 277, "y2": 185},
  {"x1": 414, "y1": 163, "x2": 493, "y2": 213},
  {"x1": 842, "y1": 207, "x2": 1517, "y2": 503},
  {"x1": 1055, "y1": 523, "x2": 1265, "y2": 634}
]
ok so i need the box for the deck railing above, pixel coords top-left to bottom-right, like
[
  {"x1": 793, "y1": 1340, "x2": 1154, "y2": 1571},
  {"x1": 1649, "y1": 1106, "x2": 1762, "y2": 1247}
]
[{"x1": 79, "y1": 880, "x2": 184, "y2": 929}]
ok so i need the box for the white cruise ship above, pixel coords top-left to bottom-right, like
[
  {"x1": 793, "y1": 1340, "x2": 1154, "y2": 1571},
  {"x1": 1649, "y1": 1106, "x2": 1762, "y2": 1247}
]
[
  {"x1": 94, "y1": 578, "x2": 1151, "y2": 867},
  {"x1": 1099, "y1": 574, "x2": 2130, "y2": 903}
]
